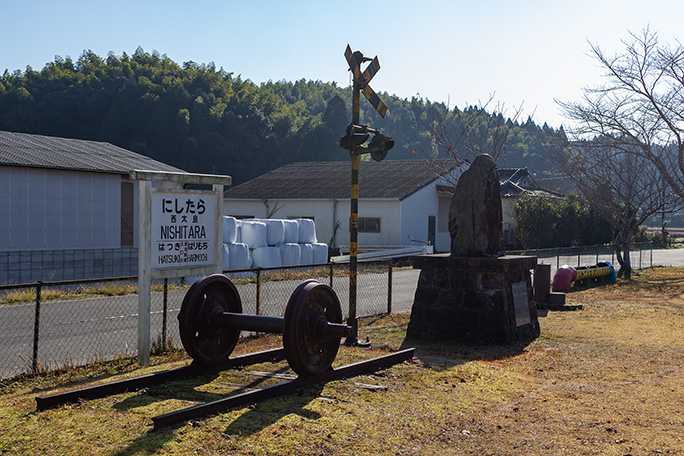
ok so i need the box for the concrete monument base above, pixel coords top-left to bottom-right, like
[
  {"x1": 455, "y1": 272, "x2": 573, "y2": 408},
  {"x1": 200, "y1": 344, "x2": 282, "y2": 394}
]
[{"x1": 407, "y1": 254, "x2": 540, "y2": 344}]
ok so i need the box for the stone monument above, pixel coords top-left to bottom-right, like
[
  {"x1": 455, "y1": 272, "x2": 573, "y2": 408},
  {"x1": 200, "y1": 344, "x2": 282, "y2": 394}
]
[{"x1": 407, "y1": 154, "x2": 540, "y2": 344}]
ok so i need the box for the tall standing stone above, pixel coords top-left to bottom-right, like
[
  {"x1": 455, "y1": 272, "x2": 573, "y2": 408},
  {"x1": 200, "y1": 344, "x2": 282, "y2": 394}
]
[
  {"x1": 407, "y1": 154, "x2": 540, "y2": 345},
  {"x1": 449, "y1": 154, "x2": 503, "y2": 257}
]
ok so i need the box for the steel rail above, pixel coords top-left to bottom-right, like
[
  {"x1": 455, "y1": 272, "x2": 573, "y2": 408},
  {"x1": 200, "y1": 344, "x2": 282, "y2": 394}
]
[
  {"x1": 36, "y1": 348, "x2": 285, "y2": 411},
  {"x1": 152, "y1": 348, "x2": 415, "y2": 431}
]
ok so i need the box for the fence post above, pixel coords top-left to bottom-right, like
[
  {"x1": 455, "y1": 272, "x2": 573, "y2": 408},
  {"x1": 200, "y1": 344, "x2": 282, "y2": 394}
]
[
  {"x1": 577, "y1": 247, "x2": 581, "y2": 268},
  {"x1": 329, "y1": 262, "x2": 334, "y2": 288},
  {"x1": 32, "y1": 282, "x2": 42, "y2": 375},
  {"x1": 387, "y1": 259, "x2": 393, "y2": 314},
  {"x1": 162, "y1": 278, "x2": 168, "y2": 350},
  {"x1": 639, "y1": 244, "x2": 643, "y2": 269},
  {"x1": 256, "y1": 268, "x2": 262, "y2": 315},
  {"x1": 650, "y1": 243, "x2": 653, "y2": 268}
]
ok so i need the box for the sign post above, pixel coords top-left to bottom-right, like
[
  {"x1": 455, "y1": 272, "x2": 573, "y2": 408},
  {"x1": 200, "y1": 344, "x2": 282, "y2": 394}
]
[{"x1": 131, "y1": 170, "x2": 231, "y2": 365}]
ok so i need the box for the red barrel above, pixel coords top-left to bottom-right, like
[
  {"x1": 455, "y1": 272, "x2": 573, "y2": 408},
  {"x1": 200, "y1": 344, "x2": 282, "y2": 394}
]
[{"x1": 552, "y1": 265, "x2": 577, "y2": 292}]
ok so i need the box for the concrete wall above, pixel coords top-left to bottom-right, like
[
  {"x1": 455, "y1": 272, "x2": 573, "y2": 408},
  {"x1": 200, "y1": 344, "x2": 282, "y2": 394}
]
[
  {"x1": 223, "y1": 198, "x2": 404, "y2": 248},
  {"x1": 400, "y1": 186, "x2": 440, "y2": 251}
]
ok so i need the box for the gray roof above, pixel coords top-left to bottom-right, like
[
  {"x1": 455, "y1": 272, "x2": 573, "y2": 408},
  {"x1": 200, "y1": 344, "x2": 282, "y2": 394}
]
[
  {"x1": 499, "y1": 167, "x2": 561, "y2": 198},
  {"x1": 436, "y1": 166, "x2": 561, "y2": 199},
  {"x1": 0, "y1": 131, "x2": 185, "y2": 175},
  {"x1": 224, "y1": 160, "x2": 465, "y2": 200}
]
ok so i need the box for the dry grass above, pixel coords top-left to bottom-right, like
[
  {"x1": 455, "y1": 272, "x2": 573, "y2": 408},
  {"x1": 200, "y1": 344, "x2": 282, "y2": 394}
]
[{"x1": 1, "y1": 267, "x2": 684, "y2": 455}]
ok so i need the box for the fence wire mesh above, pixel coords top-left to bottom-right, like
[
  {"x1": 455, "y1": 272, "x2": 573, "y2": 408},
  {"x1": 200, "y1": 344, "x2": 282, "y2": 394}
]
[
  {"x1": 511, "y1": 243, "x2": 653, "y2": 279},
  {"x1": 0, "y1": 293, "x2": 35, "y2": 379},
  {"x1": 0, "y1": 261, "x2": 393, "y2": 380},
  {"x1": 0, "y1": 246, "x2": 657, "y2": 381}
]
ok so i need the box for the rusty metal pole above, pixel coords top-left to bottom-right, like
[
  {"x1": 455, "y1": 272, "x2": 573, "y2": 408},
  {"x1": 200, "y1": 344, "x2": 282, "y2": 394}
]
[
  {"x1": 387, "y1": 259, "x2": 393, "y2": 314},
  {"x1": 256, "y1": 268, "x2": 262, "y2": 316},
  {"x1": 345, "y1": 70, "x2": 361, "y2": 346},
  {"x1": 32, "y1": 282, "x2": 42, "y2": 374}
]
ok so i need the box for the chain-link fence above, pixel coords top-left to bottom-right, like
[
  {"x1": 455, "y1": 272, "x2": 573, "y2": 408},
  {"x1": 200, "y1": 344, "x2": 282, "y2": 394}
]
[
  {"x1": 509, "y1": 242, "x2": 653, "y2": 279},
  {"x1": 2, "y1": 245, "x2": 654, "y2": 381},
  {"x1": 0, "y1": 260, "x2": 394, "y2": 381}
]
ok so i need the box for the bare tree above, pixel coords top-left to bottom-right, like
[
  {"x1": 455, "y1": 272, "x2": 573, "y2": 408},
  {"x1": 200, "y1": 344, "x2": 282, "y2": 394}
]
[
  {"x1": 559, "y1": 26, "x2": 684, "y2": 202},
  {"x1": 549, "y1": 137, "x2": 681, "y2": 278},
  {"x1": 418, "y1": 94, "x2": 526, "y2": 186}
]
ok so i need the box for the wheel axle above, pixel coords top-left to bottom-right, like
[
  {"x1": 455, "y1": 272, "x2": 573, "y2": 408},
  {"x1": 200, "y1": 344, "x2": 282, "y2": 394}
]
[{"x1": 178, "y1": 274, "x2": 352, "y2": 376}]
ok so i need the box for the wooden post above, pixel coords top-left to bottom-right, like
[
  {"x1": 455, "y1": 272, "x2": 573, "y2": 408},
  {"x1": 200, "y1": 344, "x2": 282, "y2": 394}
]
[{"x1": 137, "y1": 179, "x2": 152, "y2": 365}]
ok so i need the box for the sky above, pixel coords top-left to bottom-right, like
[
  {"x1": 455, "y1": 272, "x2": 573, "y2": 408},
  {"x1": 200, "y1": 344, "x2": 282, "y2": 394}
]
[{"x1": 2, "y1": 0, "x2": 684, "y2": 128}]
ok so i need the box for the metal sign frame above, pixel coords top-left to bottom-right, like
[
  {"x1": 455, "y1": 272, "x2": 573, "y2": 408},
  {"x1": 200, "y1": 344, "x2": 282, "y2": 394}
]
[{"x1": 130, "y1": 169, "x2": 231, "y2": 365}]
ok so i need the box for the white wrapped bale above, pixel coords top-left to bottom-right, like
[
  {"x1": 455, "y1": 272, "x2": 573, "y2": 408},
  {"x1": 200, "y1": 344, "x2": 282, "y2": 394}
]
[
  {"x1": 299, "y1": 243, "x2": 313, "y2": 265},
  {"x1": 312, "y1": 242, "x2": 328, "y2": 264},
  {"x1": 278, "y1": 243, "x2": 301, "y2": 267},
  {"x1": 261, "y1": 219, "x2": 285, "y2": 246},
  {"x1": 297, "y1": 219, "x2": 317, "y2": 244},
  {"x1": 283, "y1": 219, "x2": 299, "y2": 244},
  {"x1": 222, "y1": 243, "x2": 230, "y2": 270},
  {"x1": 235, "y1": 222, "x2": 242, "y2": 243},
  {"x1": 228, "y1": 243, "x2": 251, "y2": 270},
  {"x1": 251, "y1": 246, "x2": 282, "y2": 268},
  {"x1": 222, "y1": 216, "x2": 238, "y2": 244},
  {"x1": 239, "y1": 220, "x2": 267, "y2": 249}
]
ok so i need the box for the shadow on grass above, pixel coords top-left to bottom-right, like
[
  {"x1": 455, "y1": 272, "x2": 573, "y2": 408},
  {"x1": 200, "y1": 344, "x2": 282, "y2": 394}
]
[
  {"x1": 222, "y1": 383, "x2": 324, "y2": 437},
  {"x1": 399, "y1": 335, "x2": 530, "y2": 366},
  {"x1": 111, "y1": 371, "x2": 223, "y2": 412},
  {"x1": 110, "y1": 365, "x2": 319, "y2": 455}
]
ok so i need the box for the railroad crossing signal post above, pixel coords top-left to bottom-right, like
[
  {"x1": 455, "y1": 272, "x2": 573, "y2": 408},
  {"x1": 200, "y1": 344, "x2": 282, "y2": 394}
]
[{"x1": 342, "y1": 45, "x2": 394, "y2": 346}]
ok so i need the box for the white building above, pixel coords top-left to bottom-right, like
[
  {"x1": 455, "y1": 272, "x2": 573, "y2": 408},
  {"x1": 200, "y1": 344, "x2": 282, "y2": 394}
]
[
  {"x1": 499, "y1": 168, "x2": 562, "y2": 248},
  {"x1": 223, "y1": 160, "x2": 467, "y2": 253},
  {"x1": 223, "y1": 160, "x2": 560, "y2": 254},
  {"x1": 0, "y1": 131, "x2": 185, "y2": 283}
]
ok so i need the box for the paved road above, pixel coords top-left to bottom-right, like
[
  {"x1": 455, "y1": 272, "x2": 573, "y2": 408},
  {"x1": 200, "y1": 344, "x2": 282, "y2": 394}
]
[
  {"x1": 1, "y1": 249, "x2": 680, "y2": 379},
  {"x1": 0, "y1": 272, "x2": 397, "y2": 379},
  {"x1": 649, "y1": 248, "x2": 684, "y2": 266}
]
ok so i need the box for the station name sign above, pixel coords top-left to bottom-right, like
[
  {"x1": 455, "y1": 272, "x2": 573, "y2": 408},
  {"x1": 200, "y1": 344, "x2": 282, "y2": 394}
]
[{"x1": 150, "y1": 192, "x2": 217, "y2": 270}]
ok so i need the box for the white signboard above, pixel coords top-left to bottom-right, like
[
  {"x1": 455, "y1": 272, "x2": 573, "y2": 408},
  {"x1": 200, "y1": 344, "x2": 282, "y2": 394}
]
[{"x1": 150, "y1": 192, "x2": 217, "y2": 270}]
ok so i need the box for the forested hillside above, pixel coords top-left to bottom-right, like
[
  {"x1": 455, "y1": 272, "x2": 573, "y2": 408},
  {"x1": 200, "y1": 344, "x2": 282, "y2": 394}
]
[{"x1": 0, "y1": 48, "x2": 563, "y2": 184}]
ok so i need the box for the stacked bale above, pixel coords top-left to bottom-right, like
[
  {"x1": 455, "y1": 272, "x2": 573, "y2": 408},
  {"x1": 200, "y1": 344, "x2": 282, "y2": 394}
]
[
  {"x1": 221, "y1": 216, "x2": 253, "y2": 270},
  {"x1": 221, "y1": 217, "x2": 329, "y2": 270}
]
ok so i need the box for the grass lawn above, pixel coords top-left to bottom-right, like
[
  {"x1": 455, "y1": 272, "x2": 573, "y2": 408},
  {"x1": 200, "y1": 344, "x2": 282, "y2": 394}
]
[{"x1": 1, "y1": 267, "x2": 683, "y2": 455}]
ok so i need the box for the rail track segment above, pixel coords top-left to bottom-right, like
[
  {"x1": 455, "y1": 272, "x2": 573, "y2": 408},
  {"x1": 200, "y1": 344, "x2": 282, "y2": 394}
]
[{"x1": 36, "y1": 275, "x2": 415, "y2": 430}]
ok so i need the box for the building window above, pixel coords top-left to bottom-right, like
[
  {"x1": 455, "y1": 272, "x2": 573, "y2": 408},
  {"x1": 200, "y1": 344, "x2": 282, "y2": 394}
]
[
  {"x1": 358, "y1": 217, "x2": 381, "y2": 233},
  {"x1": 121, "y1": 178, "x2": 134, "y2": 246}
]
